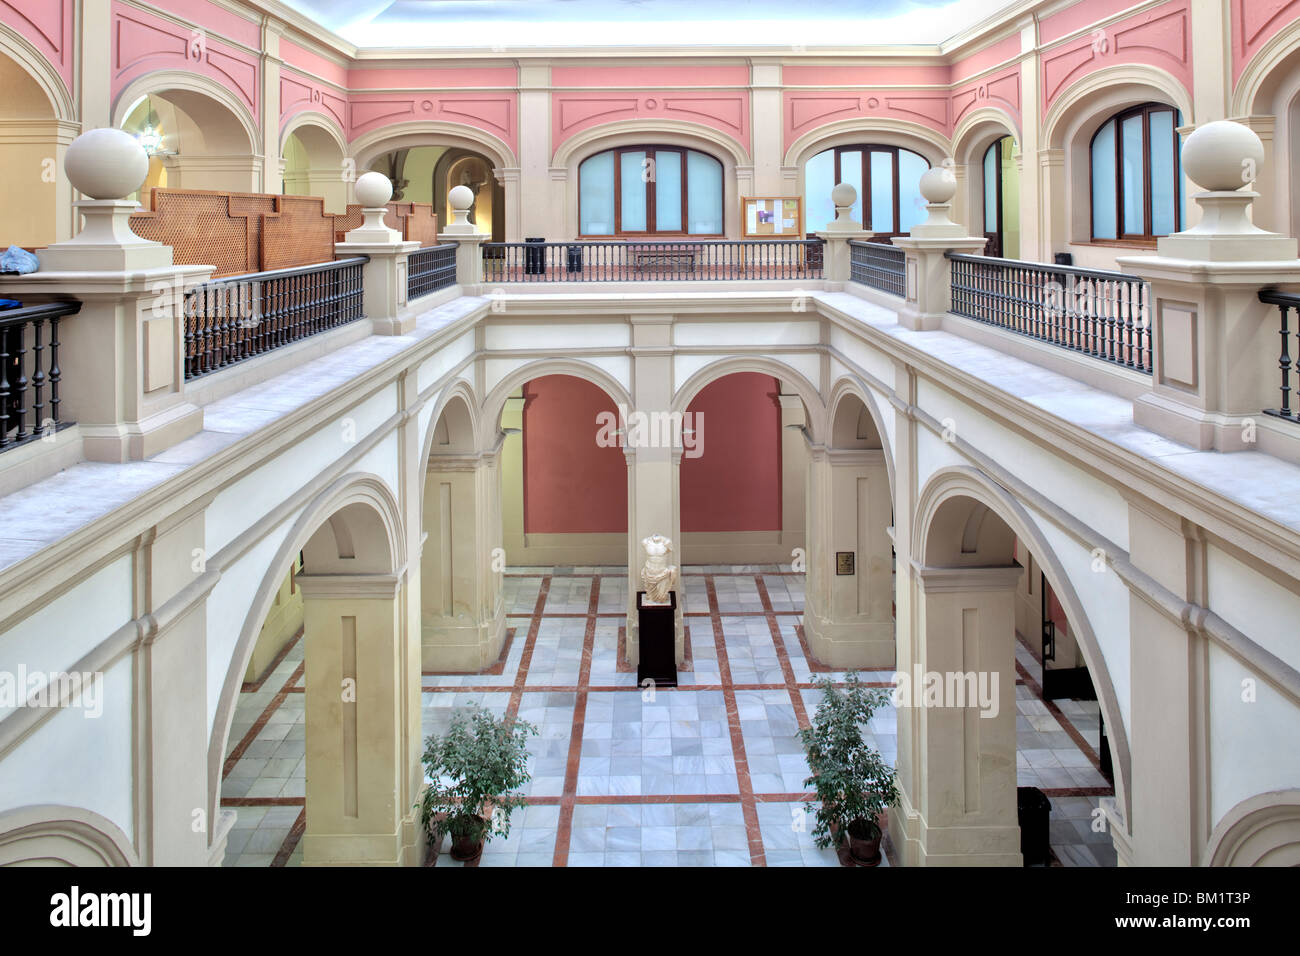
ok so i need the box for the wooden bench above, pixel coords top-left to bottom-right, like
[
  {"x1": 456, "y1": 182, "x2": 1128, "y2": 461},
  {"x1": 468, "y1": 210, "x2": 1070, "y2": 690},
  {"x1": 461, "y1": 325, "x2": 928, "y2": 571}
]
[{"x1": 632, "y1": 249, "x2": 696, "y2": 275}]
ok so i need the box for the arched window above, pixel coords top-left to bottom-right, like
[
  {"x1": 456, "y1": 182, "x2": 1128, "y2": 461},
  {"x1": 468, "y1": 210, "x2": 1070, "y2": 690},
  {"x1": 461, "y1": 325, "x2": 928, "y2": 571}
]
[
  {"x1": 804, "y1": 145, "x2": 930, "y2": 238},
  {"x1": 1090, "y1": 103, "x2": 1184, "y2": 242},
  {"x1": 579, "y1": 146, "x2": 724, "y2": 236}
]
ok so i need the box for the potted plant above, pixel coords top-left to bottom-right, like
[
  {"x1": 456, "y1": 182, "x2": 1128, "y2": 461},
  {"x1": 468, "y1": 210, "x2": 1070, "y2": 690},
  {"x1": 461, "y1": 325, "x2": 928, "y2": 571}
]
[
  {"x1": 417, "y1": 704, "x2": 538, "y2": 862},
  {"x1": 800, "y1": 672, "x2": 898, "y2": 866}
]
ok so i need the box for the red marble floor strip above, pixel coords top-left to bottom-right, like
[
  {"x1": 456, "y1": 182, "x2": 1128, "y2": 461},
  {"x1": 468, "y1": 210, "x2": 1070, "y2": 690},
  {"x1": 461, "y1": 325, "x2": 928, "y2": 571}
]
[
  {"x1": 794, "y1": 624, "x2": 836, "y2": 674},
  {"x1": 755, "y1": 575, "x2": 811, "y2": 729},
  {"x1": 271, "y1": 809, "x2": 307, "y2": 867},
  {"x1": 240, "y1": 628, "x2": 304, "y2": 693},
  {"x1": 1015, "y1": 659, "x2": 1110, "y2": 781},
  {"x1": 423, "y1": 627, "x2": 518, "y2": 677},
  {"x1": 223, "y1": 660, "x2": 306, "y2": 779},
  {"x1": 220, "y1": 796, "x2": 306, "y2": 807},
  {"x1": 506, "y1": 576, "x2": 551, "y2": 720},
  {"x1": 552, "y1": 573, "x2": 600, "y2": 867},
  {"x1": 706, "y1": 574, "x2": 766, "y2": 867}
]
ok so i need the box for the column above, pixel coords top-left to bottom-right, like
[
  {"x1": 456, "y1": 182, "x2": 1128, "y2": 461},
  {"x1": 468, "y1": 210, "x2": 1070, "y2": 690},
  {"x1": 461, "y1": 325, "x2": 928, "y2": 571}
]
[
  {"x1": 421, "y1": 448, "x2": 507, "y2": 671},
  {"x1": 777, "y1": 387, "x2": 807, "y2": 555},
  {"x1": 626, "y1": 314, "x2": 684, "y2": 665},
  {"x1": 891, "y1": 169, "x2": 987, "y2": 331},
  {"x1": 260, "y1": 22, "x2": 283, "y2": 195},
  {"x1": 900, "y1": 565, "x2": 1022, "y2": 867},
  {"x1": 1017, "y1": 18, "x2": 1044, "y2": 261},
  {"x1": 750, "y1": 61, "x2": 785, "y2": 196},
  {"x1": 517, "y1": 63, "x2": 550, "y2": 239},
  {"x1": 298, "y1": 572, "x2": 420, "y2": 866},
  {"x1": 802, "y1": 442, "x2": 894, "y2": 667}
]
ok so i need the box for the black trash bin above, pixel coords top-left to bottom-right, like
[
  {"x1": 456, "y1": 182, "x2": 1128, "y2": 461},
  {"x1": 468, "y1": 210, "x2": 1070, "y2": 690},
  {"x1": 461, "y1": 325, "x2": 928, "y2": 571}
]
[
  {"x1": 1053, "y1": 252, "x2": 1074, "y2": 267},
  {"x1": 566, "y1": 244, "x2": 584, "y2": 274},
  {"x1": 524, "y1": 237, "x2": 546, "y2": 276},
  {"x1": 1018, "y1": 786, "x2": 1053, "y2": 866}
]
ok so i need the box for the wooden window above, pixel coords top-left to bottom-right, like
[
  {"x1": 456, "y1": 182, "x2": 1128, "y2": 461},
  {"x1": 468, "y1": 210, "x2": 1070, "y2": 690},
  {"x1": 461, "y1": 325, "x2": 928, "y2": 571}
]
[
  {"x1": 804, "y1": 145, "x2": 930, "y2": 242},
  {"x1": 1090, "y1": 103, "x2": 1184, "y2": 242},
  {"x1": 578, "y1": 146, "x2": 724, "y2": 237}
]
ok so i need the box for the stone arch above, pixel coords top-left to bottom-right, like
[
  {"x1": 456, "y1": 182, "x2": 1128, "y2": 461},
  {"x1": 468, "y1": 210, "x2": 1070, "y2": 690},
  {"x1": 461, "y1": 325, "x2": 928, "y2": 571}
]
[
  {"x1": 281, "y1": 111, "x2": 349, "y2": 212},
  {"x1": 482, "y1": 358, "x2": 632, "y2": 439},
  {"x1": 951, "y1": 108, "x2": 1021, "y2": 246},
  {"x1": 350, "y1": 121, "x2": 517, "y2": 175},
  {"x1": 1206, "y1": 790, "x2": 1300, "y2": 866},
  {"x1": 113, "y1": 70, "x2": 263, "y2": 194},
  {"x1": 783, "y1": 116, "x2": 952, "y2": 170},
  {"x1": 0, "y1": 805, "x2": 136, "y2": 866},
  {"x1": 421, "y1": 380, "x2": 484, "y2": 477},
  {"x1": 671, "y1": 355, "x2": 826, "y2": 444},
  {"x1": 1229, "y1": 24, "x2": 1300, "y2": 237},
  {"x1": 206, "y1": 473, "x2": 405, "y2": 829},
  {"x1": 0, "y1": 31, "x2": 77, "y2": 245},
  {"x1": 826, "y1": 376, "x2": 896, "y2": 497},
  {"x1": 1041, "y1": 64, "x2": 1193, "y2": 251},
  {"x1": 1230, "y1": 18, "x2": 1300, "y2": 117},
  {"x1": 912, "y1": 466, "x2": 1132, "y2": 825},
  {"x1": 0, "y1": 22, "x2": 75, "y2": 122}
]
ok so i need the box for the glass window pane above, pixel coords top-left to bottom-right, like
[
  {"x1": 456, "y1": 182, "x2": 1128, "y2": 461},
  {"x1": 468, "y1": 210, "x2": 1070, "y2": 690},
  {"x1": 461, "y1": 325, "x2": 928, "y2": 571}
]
[
  {"x1": 620, "y1": 150, "x2": 648, "y2": 232},
  {"x1": 841, "y1": 149, "x2": 863, "y2": 225},
  {"x1": 1121, "y1": 113, "x2": 1145, "y2": 235},
  {"x1": 804, "y1": 148, "x2": 835, "y2": 231},
  {"x1": 984, "y1": 143, "x2": 998, "y2": 229},
  {"x1": 1149, "y1": 110, "x2": 1176, "y2": 236},
  {"x1": 871, "y1": 150, "x2": 894, "y2": 233},
  {"x1": 1091, "y1": 120, "x2": 1117, "y2": 240},
  {"x1": 654, "y1": 150, "x2": 682, "y2": 232},
  {"x1": 580, "y1": 150, "x2": 615, "y2": 235},
  {"x1": 686, "y1": 150, "x2": 723, "y2": 234},
  {"x1": 898, "y1": 149, "x2": 928, "y2": 233}
]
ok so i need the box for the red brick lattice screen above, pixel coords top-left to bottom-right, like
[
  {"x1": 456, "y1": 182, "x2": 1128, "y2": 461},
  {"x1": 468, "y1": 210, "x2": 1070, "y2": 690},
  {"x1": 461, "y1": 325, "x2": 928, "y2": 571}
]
[{"x1": 129, "y1": 188, "x2": 438, "y2": 279}]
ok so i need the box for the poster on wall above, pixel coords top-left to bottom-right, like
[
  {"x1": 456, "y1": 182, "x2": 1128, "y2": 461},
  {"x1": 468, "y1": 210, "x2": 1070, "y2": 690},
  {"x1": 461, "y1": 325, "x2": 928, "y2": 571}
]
[{"x1": 742, "y1": 197, "x2": 804, "y2": 238}]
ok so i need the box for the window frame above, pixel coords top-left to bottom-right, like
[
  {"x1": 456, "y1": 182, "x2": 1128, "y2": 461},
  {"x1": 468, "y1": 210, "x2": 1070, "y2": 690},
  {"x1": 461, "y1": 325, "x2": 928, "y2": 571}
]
[
  {"x1": 1089, "y1": 102, "x2": 1183, "y2": 243},
  {"x1": 814, "y1": 144, "x2": 930, "y2": 241},
  {"x1": 577, "y1": 145, "x2": 725, "y2": 239}
]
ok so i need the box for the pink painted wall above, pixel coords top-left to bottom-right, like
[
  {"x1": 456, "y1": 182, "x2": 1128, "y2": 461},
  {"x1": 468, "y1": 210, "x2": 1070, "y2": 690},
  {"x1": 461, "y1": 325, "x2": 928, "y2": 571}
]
[
  {"x1": 347, "y1": 90, "x2": 517, "y2": 153},
  {"x1": 1040, "y1": 0, "x2": 1193, "y2": 117},
  {"x1": 1, "y1": 0, "x2": 76, "y2": 96},
  {"x1": 111, "y1": 0, "x2": 260, "y2": 114},
  {"x1": 521, "y1": 375, "x2": 627, "y2": 535},
  {"x1": 1231, "y1": 0, "x2": 1300, "y2": 84},
  {"x1": 680, "y1": 373, "x2": 782, "y2": 533}
]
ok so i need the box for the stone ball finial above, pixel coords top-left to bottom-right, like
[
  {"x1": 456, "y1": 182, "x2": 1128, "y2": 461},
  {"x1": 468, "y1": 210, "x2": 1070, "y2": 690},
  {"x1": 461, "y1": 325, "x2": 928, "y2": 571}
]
[
  {"x1": 919, "y1": 166, "x2": 958, "y2": 204},
  {"x1": 1182, "y1": 120, "x2": 1264, "y2": 192},
  {"x1": 65, "y1": 128, "x2": 149, "y2": 200},
  {"x1": 830, "y1": 182, "x2": 857, "y2": 208},
  {"x1": 354, "y1": 170, "x2": 393, "y2": 208},
  {"x1": 448, "y1": 184, "x2": 475, "y2": 211}
]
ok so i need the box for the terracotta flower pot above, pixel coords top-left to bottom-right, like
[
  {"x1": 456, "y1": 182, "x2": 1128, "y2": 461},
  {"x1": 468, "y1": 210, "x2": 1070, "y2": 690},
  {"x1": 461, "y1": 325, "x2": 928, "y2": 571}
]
[{"x1": 449, "y1": 832, "x2": 484, "y2": 862}]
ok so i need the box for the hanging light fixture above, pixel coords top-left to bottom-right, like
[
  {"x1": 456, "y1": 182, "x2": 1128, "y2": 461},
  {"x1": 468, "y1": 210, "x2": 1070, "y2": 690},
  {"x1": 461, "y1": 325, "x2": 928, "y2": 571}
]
[{"x1": 134, "y1": 97, "x2": 172, "y2": 157}]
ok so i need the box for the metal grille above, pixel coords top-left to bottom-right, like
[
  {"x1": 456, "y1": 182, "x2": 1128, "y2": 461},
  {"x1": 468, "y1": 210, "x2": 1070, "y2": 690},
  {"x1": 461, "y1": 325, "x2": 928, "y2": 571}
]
[
  {"x1": 0, "y1": 301, "x2": 79, "y2": 453},
  {"x1": 849, "y1": 240, "x2": 906, "y2": 296},
  {"x1": 479, "y1": 239, "x2": 823, "y2": 282},
  {"x1": 182, "y1": 257, "x2": 367, "y2": 380},
  {"x1": 948, "y1": 253, "x2": 1152, "y2": 374},
  {"x1": 1260, "y1": 289, "x2": 1300, "y2": 424},
  {"x1": 408, "y1": 243, "x2": 459, "y2": 299}
]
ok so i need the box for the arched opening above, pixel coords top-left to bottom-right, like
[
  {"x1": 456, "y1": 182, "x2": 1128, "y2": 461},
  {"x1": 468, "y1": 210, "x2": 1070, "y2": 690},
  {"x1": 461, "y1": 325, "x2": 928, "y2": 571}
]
[
  {"x1": 0, "y1": 51, "x2": 64, "y2": 247},
  {"x1": 119, "y1": 88, "x2": 259, "y2": 197},
  {"x1": 217, "y1": 489, "x2": 418, "y2": 867},
  {"x1": 980, "y1": 136, "x2": 1021, "y2": 259},
  {"x1": 281, "y1": 120, "x2": 348, "y2": 213},
  {"x1": 576, "y1": 144, "x2": 725, "y2": 237},
  {"x1": 802, "y1": 390, "x2": 895, "y2": 668},
  {"x1": 897, "y1": 479, "x2": 1120, "y2": 867}
]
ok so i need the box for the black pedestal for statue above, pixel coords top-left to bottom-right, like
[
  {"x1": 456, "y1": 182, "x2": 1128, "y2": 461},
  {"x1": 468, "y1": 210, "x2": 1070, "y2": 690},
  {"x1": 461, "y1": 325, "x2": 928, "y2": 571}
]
[{"x1": 636, "y1": 591, "x2": 677, "y2": 689}]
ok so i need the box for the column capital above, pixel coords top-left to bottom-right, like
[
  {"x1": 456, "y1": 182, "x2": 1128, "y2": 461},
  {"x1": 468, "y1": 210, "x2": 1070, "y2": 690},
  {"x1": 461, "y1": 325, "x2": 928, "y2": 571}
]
[
  {"x1": 297, "y1": 573, "x2": 402, "y2": 600},
  {"x1": 912, "y1": 564, "x2": 1023, "y2": 594}
]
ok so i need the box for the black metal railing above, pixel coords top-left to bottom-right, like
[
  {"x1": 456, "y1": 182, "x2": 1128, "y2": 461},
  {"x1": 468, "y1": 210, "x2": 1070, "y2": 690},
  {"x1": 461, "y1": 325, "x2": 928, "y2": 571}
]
[
  {"x1": 182, "y1": 257, "x2": 367, "y2": 380},
  {"x1": 408, "y1": 243, "x2": 458, "y2": 300},
  {"x1": 0, "y1": 300, "x2": 79, "y2": 453},
  {"x1": 849, "y1": 240, "x2": 906, "y2": 297},
  {"x1": 480, "y1": 239, "x2": 823, "y2": 282},
  {"x1": 948, "y1": 253, "x2": 1152, "y2": 374},
  {"x1": 1260, "y1": 289, "x2": 1300, "y2": 424}
]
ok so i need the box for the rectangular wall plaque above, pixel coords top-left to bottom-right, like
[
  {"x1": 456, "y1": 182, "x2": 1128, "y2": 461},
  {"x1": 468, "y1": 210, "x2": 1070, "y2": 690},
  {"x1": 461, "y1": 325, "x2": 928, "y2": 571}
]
[{"x1": 836, "y1": 552, "x2": 855, "y2": 575}]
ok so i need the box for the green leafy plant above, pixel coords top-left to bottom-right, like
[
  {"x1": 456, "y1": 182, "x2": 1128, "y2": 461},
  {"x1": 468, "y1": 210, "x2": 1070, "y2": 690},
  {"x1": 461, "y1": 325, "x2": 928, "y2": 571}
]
[
  {"x1": 417, "y1": 704, "x2": 538, "y2": 850},
  {"x1": 800, "y1": 672, "x2": 898, "y2": 848}
]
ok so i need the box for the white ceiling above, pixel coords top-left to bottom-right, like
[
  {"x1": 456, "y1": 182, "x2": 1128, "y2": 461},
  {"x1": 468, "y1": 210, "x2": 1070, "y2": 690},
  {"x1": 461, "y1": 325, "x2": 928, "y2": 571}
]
[{"x1": 279, "y1": 0, "x2": 1021, "y2": 49}]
